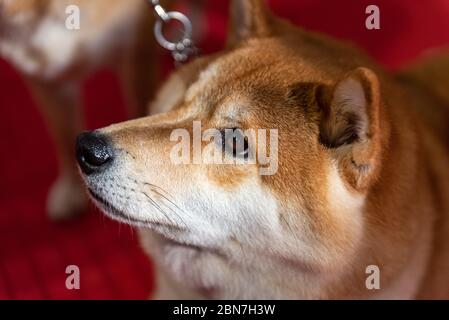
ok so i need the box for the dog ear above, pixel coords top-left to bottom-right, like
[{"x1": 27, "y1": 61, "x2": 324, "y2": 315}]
[
  {"x1": 227, "y1": 0, "x2": 273, "y2": 47},
  {"x1": 319, "y1": 67, "x2": 384, "y2": 190}
]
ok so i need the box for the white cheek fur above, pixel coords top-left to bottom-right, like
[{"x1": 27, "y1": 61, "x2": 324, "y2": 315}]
[{"x1": 84, "y1": 147, "x2": 366, "y2": 299}]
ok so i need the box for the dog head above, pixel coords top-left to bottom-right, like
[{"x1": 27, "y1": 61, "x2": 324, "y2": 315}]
[
  {"x1": 0, "y1": 0, "x2": 144, "y2": 79},
  {"x1": 0, "y1": 0, "x2": 58, "y2": 77},
  {"x1": 77, "y1": 0, "x2": 389, "y2": 299},
  {"x1": 0, "y1": 0, "x2": 48, "y2": 40}
]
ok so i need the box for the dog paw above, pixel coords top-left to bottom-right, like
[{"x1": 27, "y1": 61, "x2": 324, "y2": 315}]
[{"x1": 47, "y1": 175, "x2": 87, "y2": 220}]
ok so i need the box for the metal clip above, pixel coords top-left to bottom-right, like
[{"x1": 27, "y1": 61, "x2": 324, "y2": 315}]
[{"x1": 150, "y1": 0, "x2": 197, "y2": 64}]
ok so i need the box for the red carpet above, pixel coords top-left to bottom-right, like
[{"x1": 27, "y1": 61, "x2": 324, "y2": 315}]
[{"x1": 0, "y1": 0, "x2": 448, "y2": 300}]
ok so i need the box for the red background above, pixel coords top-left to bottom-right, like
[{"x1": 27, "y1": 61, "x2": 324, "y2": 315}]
[{"x1": 0, "y1": 0, "x2": 448, "y2": 299}]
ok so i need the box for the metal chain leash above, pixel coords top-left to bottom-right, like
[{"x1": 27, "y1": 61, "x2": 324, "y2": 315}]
[{"x1": 149, "y1": 0, "x2": 197, "y2": 64}]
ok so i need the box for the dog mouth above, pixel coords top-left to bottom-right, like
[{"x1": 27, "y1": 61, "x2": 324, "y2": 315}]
[
  {"x1": 87, "y1": 188, "x2": 220, "y2": 254},
  {"x1": 87, "y1": 188, "x2": 183, "y2": 231}
]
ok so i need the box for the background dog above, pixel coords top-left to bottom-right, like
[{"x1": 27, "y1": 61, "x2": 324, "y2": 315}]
[
  {"x1": 76, "y1": 0, "x2": 449, "y2": 299},
  {"x1": 0, "y1": 0, "x2": 161, "y2": 219}
]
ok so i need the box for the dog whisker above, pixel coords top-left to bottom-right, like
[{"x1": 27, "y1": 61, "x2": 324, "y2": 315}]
[
  {"x1": 141, "y1": 191, "x2": 186, "y2": 228},
  {"x1": 148, "y1": 188, "x2": 189, "y2": 226},
  {"x1": 140, "y1": 182, "x2": 190, "y2": 226}
]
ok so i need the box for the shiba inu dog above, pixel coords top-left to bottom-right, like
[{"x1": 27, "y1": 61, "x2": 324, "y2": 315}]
[
  {"x1": 0, "y1": 0, "x2": 161, "y2": 219},
  {"x1": 76, "y1": 0, "x2": 449, "y2": 299}
]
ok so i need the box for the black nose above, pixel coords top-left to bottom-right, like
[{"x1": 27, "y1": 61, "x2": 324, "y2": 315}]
[{"x1": 76, "y1": 132, "x2": 114, "y2": 175}]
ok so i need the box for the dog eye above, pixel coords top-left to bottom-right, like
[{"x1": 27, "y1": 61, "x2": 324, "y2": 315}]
[{"x1": 221, "y1": 128, "x2": 249, "y2": 159}]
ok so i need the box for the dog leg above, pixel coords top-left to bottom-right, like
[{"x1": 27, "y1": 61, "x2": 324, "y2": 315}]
[{"x1": 27, "y1": 79, "x2": 87, "y2": 220}]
